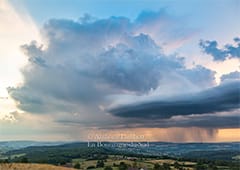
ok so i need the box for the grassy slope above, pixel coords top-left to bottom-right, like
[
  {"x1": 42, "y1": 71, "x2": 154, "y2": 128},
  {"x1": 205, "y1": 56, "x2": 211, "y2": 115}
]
[
  {"x1": 0, "y1": 163, "x2": 75, "y2": 170},
  {"x1": 72, "y1": 157, "x2": 197, "y2": 170}
]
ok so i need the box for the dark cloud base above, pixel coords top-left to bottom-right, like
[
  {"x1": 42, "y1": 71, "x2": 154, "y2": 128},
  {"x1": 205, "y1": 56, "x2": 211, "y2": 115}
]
[{"x1": 109, "y1": 81, "x2": 240, "y2": 119}]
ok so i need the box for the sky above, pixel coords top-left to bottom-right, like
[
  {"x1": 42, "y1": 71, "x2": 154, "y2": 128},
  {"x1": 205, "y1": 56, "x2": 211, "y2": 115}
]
[{"x1": 0, "y1": 0, "x2": 239, "y2": 142}]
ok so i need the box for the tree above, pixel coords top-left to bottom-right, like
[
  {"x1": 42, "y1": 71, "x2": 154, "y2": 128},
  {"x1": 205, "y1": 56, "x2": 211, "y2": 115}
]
[
  {"x1": 154, "y1": 163, "x2": 160, "y2": 170},
  {"x1": 119, "y1": 162, "x2": 128, "y2": 170},
  {"x1": 153, "y1": 163, "x2": 164, "y2": 170},
  {"x1": 3, "y1": 159, "x2": 9, "y2": 163},
  {"x1": 162, "y1": 163, "x2": 171, "y2": 170},
  {"x1": 74, "y1": 163, "x2": 81, "y2": 169},
  {"x1": 195, "y1": 162, "x2": 207, "y2": 170},
  {"x1": 104, "y1": 166, "x2": 113, "y2": 170},
  {"x1": 173, "y1": 161, "x2": 185, "y2": 170},
  {"x1": 208, "y1": 163, "x2": 218, "y2": 170},
  {"x1": 174, "y1": 161, "x2": 180, "y2": 169},
  {"x1": 87, "y1": 166, "x2": 95, "y2": 169},
  {"x1": 96, "y1": 160, "x2": 105, "y2": 168},
  {"x1": 21, "y1": 157, "x2": 28, "y2": 163}
]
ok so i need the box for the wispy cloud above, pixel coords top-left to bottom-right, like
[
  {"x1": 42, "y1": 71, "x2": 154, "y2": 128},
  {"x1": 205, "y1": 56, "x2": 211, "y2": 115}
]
[{"x1": 0, "y1": 0, "x2": 41, "y2": 124}]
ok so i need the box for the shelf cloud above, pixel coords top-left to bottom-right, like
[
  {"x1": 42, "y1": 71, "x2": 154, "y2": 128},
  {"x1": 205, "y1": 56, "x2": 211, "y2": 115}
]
[{"x1": 108, "y1": 81, "x2": 240, "y2": 119}]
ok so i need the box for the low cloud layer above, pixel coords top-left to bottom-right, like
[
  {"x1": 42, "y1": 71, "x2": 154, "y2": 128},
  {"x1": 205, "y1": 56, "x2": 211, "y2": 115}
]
[
  {"x1": 221, "y1": 71, "x2": 240, "y2": 82},
  {"x1": 108, "y1": 81, "x2": 240, "y2": 119},
  {"x1": 199, "y1": 37, "x2": 240, "y2": 61}
]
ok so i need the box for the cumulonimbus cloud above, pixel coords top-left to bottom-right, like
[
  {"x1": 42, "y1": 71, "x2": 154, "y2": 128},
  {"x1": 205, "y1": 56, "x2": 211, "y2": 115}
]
[
  {"x1": 8, "y1": 11, "x2": 238, "y2": 130},
  {"x1": 7, "y1": 13, "x2": 216, "y2": 115}
]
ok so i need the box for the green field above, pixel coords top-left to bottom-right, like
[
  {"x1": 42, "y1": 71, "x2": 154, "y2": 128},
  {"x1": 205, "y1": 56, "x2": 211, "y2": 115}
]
[
  {"x1": 71, "y1": 155, "x2": 197, "y2": 170},
  {"x1": 1, "y1": 154, "x2": 238, "y2": 170},
  {"x1": 69, "y1": 155, "x2": 240, "y2": 170}
]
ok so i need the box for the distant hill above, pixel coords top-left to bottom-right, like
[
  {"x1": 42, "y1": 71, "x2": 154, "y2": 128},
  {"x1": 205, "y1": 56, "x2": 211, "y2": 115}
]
[
  {"x1": 4, "y1": 142, "x2": 116, "y2": 164},
  {"x1": 0, "y1": 141, "x2": 66, "y2": 153},
  {"x1": 1, "y1": 141, "x2": 239, "y2": 164},
  {"x1": 112, "y1": 142, "x2": 240, "y2": 161}
]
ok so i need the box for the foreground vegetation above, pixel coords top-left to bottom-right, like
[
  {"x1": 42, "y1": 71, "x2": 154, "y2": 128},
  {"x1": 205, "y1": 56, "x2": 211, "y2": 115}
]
[
  {"x1": 1, "y1": 155, "x2": 239, "y2": 170},
  {"x1": 0, "y1": 163, "x2": 75, "y2": 170}
]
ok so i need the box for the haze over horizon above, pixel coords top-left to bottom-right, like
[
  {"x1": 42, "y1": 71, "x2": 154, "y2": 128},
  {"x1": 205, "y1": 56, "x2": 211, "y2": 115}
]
[{"x1": 0, "y1": 0, "x2": 239, "y2": 142}]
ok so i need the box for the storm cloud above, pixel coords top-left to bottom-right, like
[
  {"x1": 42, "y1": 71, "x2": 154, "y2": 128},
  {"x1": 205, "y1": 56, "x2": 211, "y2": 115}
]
[
  {"x1": 8, "y1": 11, "x2": 238, "y2": 131},
  {"x1": 8, "y1": 12, "x2": 216, "y2": 115}
]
